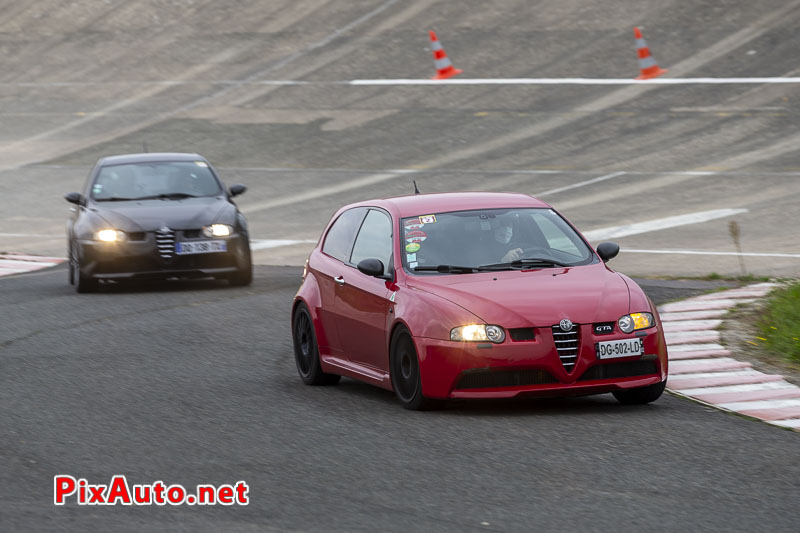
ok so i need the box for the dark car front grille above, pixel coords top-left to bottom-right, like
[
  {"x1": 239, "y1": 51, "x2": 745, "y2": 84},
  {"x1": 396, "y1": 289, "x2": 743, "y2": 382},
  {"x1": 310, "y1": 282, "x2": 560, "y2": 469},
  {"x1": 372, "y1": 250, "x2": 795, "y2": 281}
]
[
  {"x1": 155, "y1": 228, "x2": 176, "y2": 261},
  {"x1": 577, "y1": 360, "x2": 659, "y2": 381},
  {"x1": 552, "y1": 324, "x2": 580, "y2": 373},
  {"x1": 456, "y1": 368, "x2": 557, "y2": 389}
]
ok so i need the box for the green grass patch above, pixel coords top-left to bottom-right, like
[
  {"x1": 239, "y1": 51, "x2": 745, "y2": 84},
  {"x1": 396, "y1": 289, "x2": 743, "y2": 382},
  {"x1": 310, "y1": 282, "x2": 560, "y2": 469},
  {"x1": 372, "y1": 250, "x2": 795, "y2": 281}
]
[{"x1": 759, "y1": 282, "x2": 800, "y2": 364}]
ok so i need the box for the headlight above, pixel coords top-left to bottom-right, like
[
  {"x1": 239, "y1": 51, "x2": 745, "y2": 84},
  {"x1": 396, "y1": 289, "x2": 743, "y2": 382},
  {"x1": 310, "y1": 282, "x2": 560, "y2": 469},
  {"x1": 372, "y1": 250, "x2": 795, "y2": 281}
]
[
  {"x1": 618, "y1": 312, "x2": 654, "y2": 333},
  {"x1": 202, "y1": 224, "x2": 233, "y2": 237},
  {"x1": 450, "y1": 324, "x2": 506, "y2": 343},
  {"x1": 94, "y1": 229, "x2": 126, "y2": 242}
]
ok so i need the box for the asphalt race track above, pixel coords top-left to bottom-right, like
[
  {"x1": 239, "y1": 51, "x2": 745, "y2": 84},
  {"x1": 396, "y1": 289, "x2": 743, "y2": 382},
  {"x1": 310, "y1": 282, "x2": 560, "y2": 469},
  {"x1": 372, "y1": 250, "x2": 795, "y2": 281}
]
[
  {"x1": 1, "y1": 266, "x2": 798, "y2": 531},
  {"x1": 1, "y1": 1, "x2": 799, "y2": 530}
]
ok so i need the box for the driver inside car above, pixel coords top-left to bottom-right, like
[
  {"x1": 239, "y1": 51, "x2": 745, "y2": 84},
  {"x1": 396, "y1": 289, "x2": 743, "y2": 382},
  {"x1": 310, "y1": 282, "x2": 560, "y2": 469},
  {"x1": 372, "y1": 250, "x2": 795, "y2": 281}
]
[{"x1": 490, "y1": 217, "x2": 524, "y2": 263}]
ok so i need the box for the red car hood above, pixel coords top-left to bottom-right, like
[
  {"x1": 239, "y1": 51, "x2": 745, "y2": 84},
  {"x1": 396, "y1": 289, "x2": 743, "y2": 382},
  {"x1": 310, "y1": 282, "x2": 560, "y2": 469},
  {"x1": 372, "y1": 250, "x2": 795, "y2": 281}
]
[{"x1": 405, "y1": 263, "x2": 631, "y2": 327}]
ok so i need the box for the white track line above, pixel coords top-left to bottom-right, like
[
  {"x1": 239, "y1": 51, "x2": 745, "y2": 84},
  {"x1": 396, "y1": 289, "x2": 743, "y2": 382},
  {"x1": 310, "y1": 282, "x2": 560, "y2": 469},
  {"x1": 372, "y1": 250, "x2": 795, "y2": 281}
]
[
  {"x1": 622, "y1": 249, "x2": 800, "y2": 258},
  {"x1": 718, "y1": 399, "x2": 800, "y2": 411},
  {"x1": 13, "y1": 77, "x2": 800, "y2": 88},
  {"x1": 771, "y1": 419, "x2": 800, "y2": 429},
  {"x1": 534, "y1": 171, "x2": 626, "y2": 197},
  {"x1": 250, "y1": 239, "x2": 316, "y2": 251},
  {"x1": 582, "y1": 208, "x2": 748, "y2": 241},
  {"x1": 350, "y1": 77, "x2": 800, "y2": 85},
  {"x1": 675, "y1": 382, "x2": 797, "y2": 396}
]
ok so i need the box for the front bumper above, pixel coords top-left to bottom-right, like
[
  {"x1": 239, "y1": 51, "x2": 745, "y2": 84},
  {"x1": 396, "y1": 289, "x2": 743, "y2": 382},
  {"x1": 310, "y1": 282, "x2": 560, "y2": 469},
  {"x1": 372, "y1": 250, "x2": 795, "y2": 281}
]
[
  {"x1": 415, "y1": 326, "x2": 668, "y2": 399},
  {"x1": 77, "y1": 233, "x2": 249, "y2": 280}
]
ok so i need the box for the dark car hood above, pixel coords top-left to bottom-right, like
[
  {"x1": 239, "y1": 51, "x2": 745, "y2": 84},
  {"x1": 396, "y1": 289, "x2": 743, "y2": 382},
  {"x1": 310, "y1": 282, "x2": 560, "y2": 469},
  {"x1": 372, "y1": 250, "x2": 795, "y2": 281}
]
[
  {"x1": 405, "y1": 263, "x2": 631, "y2": 327},
  {"x1": 88, "y1": 196, "x2": 232, "y2": 232}
]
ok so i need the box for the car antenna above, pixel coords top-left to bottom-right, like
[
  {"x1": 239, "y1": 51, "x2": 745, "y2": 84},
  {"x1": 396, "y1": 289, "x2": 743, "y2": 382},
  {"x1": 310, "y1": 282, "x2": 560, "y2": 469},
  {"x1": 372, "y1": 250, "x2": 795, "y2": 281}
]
[
  {"x1": 142, "y1": 142, "x2": 149, "y2": 153},
  {"x1": 413, "y1": 180, "x2": 421, "y2": 194}
]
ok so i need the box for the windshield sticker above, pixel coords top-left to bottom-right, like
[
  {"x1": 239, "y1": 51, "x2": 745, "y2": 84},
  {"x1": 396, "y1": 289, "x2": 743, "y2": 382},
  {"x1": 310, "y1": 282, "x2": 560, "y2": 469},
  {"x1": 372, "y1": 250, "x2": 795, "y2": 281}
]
[
  {"x1": 419, "y1": 215, "x2": 436, "y2": 224},
  {"x1": 480, "y1": 221, "x2": 491, "y2": 230},
  {"x1": 92, "y1": 184, "x2": 103, "y2": 193},
  {"x1": 409, "y1": 261, "x2": 418, "y2": 269},
  {"x1": 406, "y1": 253, "x2": 416, "y2": 262},
  {"x1": 405, "y1": 230, "x2": 427, "y2": 243},
  {"x1": 405, "y1": 242, "x2": 421, "y2": 253},
  {"x1": 194, "y1": 161, "x2": 208, "y2": 167}
]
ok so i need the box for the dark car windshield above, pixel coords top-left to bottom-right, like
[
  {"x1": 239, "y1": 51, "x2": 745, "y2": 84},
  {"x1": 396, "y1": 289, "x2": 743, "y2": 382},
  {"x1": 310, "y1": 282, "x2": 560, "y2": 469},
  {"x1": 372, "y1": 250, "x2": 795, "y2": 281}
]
[
  {"x1": 401, "y1": 208, "x2": 596, "y2": 274},
  {"x1": 91, "y1": 161, "x2": 222, "y2": 201}
]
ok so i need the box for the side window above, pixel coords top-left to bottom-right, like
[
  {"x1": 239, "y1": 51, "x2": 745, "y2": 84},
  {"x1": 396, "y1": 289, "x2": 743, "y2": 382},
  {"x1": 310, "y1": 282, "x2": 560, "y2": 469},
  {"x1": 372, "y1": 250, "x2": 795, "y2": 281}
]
[
  {"x1": 350, "y1": 209, "x2": 393, "y2": 274},
  {"x1": 322, "y1": 207, "x2": 367, "y2": 262}
]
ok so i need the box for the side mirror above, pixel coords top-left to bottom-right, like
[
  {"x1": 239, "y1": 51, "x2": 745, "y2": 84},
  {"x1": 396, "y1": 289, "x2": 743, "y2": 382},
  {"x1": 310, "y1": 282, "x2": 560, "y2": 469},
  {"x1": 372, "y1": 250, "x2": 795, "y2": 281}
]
[
  {"x1": 64, "y1": 192, "x2": 84, "y2": 205},
  {"x1": 229, "y1": 184, "x2": 247, "y2": 197},
  {"x1": 596, "y1": 242, "x2": 620, "y2": 263},
  {"x1": 357, "y1": 258, "x2": 390, "y2": 280}
]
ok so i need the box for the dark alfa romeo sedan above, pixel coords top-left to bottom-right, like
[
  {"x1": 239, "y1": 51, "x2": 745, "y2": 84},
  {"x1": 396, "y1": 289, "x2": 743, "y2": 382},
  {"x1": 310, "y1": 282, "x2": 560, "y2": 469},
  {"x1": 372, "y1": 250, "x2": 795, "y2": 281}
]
[{"x1": 64, "y1": 153, "x2": 252, "y2": 292}]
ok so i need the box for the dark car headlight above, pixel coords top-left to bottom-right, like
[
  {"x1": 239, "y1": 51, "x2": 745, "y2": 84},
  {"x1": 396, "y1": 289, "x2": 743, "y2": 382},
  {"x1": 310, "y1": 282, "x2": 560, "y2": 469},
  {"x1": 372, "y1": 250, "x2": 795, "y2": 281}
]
[
  {"x1": 94, "y1": 229, "x2": 127, "y2": 243},
  {"x1": 202, "y1": 224, "x2": 233, "y2": 237}
]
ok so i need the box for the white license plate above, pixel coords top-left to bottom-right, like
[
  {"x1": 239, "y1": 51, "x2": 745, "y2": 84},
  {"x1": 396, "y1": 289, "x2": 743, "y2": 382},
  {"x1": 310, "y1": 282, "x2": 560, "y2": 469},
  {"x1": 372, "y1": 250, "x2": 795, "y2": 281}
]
[
  {"x1": 175, "y1": 240, "x2": 227, "y2": 255},
  {"x1": 596, "y1": 338, "x2": 644, "y2": 359}
]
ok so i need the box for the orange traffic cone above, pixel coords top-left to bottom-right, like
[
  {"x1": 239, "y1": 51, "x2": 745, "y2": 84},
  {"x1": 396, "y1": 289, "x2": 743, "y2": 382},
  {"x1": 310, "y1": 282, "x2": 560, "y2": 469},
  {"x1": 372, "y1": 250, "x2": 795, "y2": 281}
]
[
  {"x1": 429, "y1": 31, "x2": 462, "y2": 80},
  {"x1": 633, "y1": 27, "x2": 668, "y2": 79}
]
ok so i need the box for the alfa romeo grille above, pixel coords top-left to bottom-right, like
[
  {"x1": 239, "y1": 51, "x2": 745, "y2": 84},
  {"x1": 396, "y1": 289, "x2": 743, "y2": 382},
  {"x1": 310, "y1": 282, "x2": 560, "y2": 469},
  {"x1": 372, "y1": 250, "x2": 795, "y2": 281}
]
[
  {"x1": 155, "y1": 228, "x2": 175, "y2": 260},
  {"x1": 552, "y1": 324, "x2": 580, "y2": 372}
]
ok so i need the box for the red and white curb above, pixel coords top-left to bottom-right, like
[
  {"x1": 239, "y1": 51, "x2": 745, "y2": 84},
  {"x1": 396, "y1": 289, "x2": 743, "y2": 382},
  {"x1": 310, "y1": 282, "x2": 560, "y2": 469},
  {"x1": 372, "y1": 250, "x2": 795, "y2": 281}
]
[
  {"x1": 661, "y1": 283, "x2": 800, "y2": 431},
  {"x1": 0, "y1": 252, "x2": 65, "y2": 277}
]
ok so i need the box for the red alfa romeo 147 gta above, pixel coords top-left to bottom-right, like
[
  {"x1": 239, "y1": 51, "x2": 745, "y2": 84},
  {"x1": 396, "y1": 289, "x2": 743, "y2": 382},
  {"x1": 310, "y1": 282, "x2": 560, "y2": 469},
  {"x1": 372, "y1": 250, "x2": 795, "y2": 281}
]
[{"x1": 292, "y1": 192, "x2": 668, "y2": 409}]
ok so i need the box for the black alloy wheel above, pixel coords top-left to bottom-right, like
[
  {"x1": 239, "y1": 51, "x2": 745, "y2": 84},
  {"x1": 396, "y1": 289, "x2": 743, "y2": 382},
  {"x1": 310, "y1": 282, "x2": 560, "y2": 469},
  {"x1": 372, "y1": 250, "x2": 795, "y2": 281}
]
[
  {"x1": 292, "y1": 304, "x2": 340, "y2": 386},
  {"x1": 390, "y1": 329, "x2": 443, "y2": 410}
]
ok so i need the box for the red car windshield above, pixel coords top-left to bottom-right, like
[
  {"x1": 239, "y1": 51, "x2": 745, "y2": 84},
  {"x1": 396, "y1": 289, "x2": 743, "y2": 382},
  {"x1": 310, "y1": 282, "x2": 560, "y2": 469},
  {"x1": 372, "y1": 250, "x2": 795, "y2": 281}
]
[{"x1": 401, "y1": 208, "x2": 595, "y2": 273}]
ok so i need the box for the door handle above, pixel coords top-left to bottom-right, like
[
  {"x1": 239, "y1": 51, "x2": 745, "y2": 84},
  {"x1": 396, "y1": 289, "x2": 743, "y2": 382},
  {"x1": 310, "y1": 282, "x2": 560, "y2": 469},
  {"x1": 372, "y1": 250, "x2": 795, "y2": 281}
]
[{"x1": 334, "y1": 276, "x2": 345, "y2": 286}]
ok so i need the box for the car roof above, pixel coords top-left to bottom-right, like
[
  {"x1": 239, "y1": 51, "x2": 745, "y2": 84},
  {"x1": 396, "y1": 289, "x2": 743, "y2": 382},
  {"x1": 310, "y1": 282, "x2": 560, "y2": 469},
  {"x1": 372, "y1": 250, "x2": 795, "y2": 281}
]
[
  {"x1": 97, "y1": 153, "x2": 207, "y2": 166},
  {"x1": 349, "y1": 192, "x2": 552, "y2": 218}
]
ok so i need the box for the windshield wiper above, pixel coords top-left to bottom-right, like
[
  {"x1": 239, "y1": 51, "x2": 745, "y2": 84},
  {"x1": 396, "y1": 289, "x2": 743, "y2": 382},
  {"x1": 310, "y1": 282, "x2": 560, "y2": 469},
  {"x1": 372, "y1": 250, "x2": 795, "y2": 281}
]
[
  {"x1": 135, "y1": 193, "x2": 199, "y2": 200},
  {"x1": 413, "y1": 264, "x2": 479, "y2": 274},
  {"x1": 96, "y1": 196, "x2": 138, "y2": 202},
  {"x1": 478, "y1": 257, "x2": 569, "y2": 269}
]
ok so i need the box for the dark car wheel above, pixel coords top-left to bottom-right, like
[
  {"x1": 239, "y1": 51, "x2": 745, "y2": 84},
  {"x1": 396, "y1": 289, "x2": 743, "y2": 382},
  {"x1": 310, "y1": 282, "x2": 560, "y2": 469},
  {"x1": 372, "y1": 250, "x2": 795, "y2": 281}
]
[
  {"x1": 390, "y1": 328, "x2": 443, "y2": 411},
  {"x1": 292, "y1": 304, "x2": 341, "y2": 386},
  {"x1": 228, "y1": 240, "x2": 253, "y2": 286},
  {"x1": 612, "y1": 380, "x2": 666, "y2": 405},
  {"x1": 70, "y1": 242, "x2": 97, "y2": 293}
]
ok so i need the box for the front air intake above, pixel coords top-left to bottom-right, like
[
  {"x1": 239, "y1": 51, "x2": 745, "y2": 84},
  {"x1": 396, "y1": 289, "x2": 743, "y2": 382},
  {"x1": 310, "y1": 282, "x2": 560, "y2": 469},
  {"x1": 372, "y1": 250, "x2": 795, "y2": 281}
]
[{"x1": 456, "y1": 368, "x2": 557, "y2": 389}]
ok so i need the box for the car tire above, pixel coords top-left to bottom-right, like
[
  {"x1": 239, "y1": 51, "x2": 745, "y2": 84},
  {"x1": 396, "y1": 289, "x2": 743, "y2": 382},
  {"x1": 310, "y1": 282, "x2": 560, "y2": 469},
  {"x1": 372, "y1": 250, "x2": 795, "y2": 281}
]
[
  {"x1": 292, "y1": 304, "x2": 341, "y2": 386},
  {"x1": 70, "y1": 242, "x2": 97, "y2": 294},
  {"x1": 390, "y1": 328, "x2": 443, "y2": 411},
  {"x1": 228, "y1": 240, "x2": 253, "y2": 287},
  {"x1": 612, "y1": 380, "x2": 666, "y2": 405}
]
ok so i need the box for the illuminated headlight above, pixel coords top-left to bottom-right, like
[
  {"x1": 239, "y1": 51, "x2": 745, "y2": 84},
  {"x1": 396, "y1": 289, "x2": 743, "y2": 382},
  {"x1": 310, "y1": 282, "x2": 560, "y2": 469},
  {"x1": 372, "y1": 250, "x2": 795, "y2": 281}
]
[
  {"x1": 94, "y1": 229, "x2": 126, "y2": 242},
  {"x1": 450, "y1": 324, "x2": 506, "y2": 343},
  {"x1": 618, "y1": 312, "x2": 655, "y2": 333},
  {"x1": 202, "y1": 224, "x2": 233, "y2": 237}
]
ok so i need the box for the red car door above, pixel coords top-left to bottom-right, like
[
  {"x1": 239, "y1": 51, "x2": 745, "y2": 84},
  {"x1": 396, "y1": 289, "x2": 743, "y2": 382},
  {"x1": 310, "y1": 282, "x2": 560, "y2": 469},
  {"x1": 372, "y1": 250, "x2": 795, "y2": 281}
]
[
  {"x1": 334, "y1": 208, "x2": 394, "y2": 371},
  {"x1": 314, "y1": 207, "x2": 368, "y2": 359}
]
